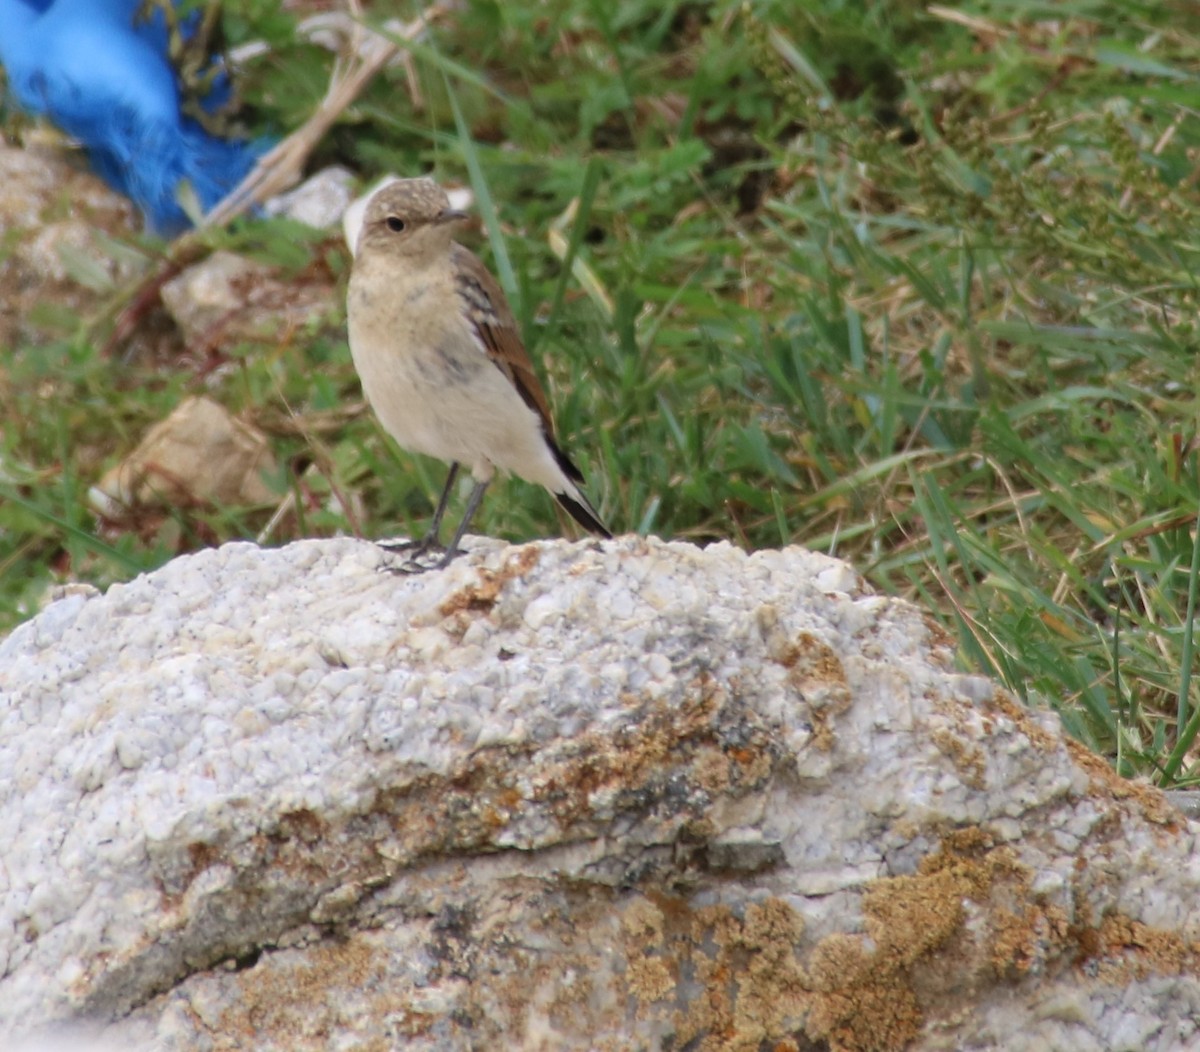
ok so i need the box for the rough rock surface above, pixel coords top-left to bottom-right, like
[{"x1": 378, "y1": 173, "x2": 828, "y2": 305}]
[{"x1": 1, "y1": 536, "x2": 1197, "y2": 1051}]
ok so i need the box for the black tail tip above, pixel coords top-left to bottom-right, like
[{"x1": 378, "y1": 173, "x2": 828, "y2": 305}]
[{"x1": 555, "y1": 491, "x2": 612, "y2": 539}]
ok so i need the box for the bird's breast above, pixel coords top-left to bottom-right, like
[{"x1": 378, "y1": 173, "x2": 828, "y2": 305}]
[{"x1": 347, "y1": 264, "x2": 493, "y2": 459}]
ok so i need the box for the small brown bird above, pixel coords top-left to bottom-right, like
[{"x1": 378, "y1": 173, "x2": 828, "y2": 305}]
[{"x1": 346, "y1": 178, "x2": 610, "y2": 568}]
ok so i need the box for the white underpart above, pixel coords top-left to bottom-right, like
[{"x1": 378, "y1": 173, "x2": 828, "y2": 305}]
[{"x1": 347, "y1": 256, "x2": 581, "y2": 503}]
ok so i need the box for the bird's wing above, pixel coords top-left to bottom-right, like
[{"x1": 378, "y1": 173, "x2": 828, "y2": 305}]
[{"x1": 451, "y1": 243, "x2": 557, "y2": 439}]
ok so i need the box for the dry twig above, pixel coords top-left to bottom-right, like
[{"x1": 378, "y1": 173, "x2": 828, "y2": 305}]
[{"x1": 202, "y1": 1, "x2": 451, "y2": 227}]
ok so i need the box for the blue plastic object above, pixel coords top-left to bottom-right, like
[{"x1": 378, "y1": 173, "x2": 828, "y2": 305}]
[{"x1": 0, "y1": 0, "x2": 261, "y2": 234}]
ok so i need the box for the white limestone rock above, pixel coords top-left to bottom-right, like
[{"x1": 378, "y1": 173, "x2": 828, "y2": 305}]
[{"x1": 0, "y1": 536, "x2": 1196, "y2": 1051}]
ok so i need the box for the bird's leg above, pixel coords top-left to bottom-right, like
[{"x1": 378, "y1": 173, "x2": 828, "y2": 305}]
[
  {"x1": 438, "y1": 479, "x2": 489, "y2": 568},
  {"x1": 413, "y1": 461, "x2": 460, "y2": 555},
  {"x1": 379, "y1": 462, "x2": 459, "y2": 558}
]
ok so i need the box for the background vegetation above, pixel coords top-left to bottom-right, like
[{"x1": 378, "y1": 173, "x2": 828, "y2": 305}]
[{"x1": 3, "y1": 0, "x2": 1200, "y2": 784}]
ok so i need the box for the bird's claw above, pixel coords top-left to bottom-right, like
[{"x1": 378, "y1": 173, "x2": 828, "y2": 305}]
[
  {"x1": 383, "y1": 556, "x2": 435, "y2": 576},
  {"x1": 378, "y1": 534, "x2": 441, "y2": 556},
  {"x1": 377, "y1": 538, "x2": 466, "y2": 575}
]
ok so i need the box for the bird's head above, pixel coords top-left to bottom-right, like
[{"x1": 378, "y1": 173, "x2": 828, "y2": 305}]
[{"x1": 355, "y1": 178, "x2": 469, "y2": 265}]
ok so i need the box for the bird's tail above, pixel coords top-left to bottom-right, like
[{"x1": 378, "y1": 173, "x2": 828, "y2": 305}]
[
  {"x1": 546, "y1": 436, "x2": 612, "y2": 538},
  {"x1": 556, "y1": 485, "x2": 612, "y2": 539}
]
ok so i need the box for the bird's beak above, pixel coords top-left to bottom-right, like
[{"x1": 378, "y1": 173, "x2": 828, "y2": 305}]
[{"x1": 436, "y1": 209, "x2": 470, "y2": 226}]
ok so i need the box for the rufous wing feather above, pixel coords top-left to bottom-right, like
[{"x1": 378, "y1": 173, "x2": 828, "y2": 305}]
[{"x1": 452, "y1": 244, "x2": 557, "y2": 437}]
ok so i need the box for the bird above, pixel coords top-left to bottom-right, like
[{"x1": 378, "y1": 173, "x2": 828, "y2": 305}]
[
  {"x1": 346, "y1": 177, "x2": 611, "y2": 570},
  {"x1": 0, "y1": 0, "x2": 261, "y2": 234}
]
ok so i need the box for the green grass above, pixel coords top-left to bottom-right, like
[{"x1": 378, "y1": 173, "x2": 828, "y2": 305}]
[{"x1": 3, "y1": 0, "x2": 1200, "y2": 784}]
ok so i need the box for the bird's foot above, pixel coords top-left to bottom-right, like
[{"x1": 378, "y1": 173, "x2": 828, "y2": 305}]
[
  {"x1": 379, "y1": 533, "x2": 442, "y2": 557},
  {"x1": 434, "y1": 545, "x2": 468, "y2": 570},
  {"x1": 383, "y1": 556, "x2": 437, "y2": 576},
  {"x1": 377, "y1": 536, "x2": 469, "y2": 575}
]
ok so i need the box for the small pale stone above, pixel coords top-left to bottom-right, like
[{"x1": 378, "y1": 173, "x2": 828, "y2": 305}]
[
  {"x1": 263, "y1": 165, "x2": 356, "y2": 229},
  {"x1": 522, "y1": 592, "x2": 565, "y2": 630},
  {"x1": 813, "y1": 561, "x2": 862, "y2": 595}
]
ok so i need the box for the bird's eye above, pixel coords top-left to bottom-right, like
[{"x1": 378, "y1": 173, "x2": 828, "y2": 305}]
[{"x1": 386, "y1": 216, "x2": 406, "y2": 233}]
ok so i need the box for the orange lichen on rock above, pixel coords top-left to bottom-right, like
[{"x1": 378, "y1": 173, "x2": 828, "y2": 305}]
[
  {"x1": 615, "y1": 891, "x2": 808, "y2": 1052},
  {"x1": 981, "y1": 690, "x2": 1059, "y2": 753},
  {"x1": 806, "y1": 931, "x2": 923, "y2": 1052},
  {"x1": 989, "y1": 903, "x2": 1070, "y2": 980},
  {"x1": 1088, "y1": 914, "x2": 1196, "y2": 982},
  {"x1": 758, "y1": 605, "x2": 853, "y2": 754},
  {"x1": 929, "y1": 725, "x2": 987, "y2": 790},
  {"x1": 676, "y1": 899, "x2": 807, "y2": 1052},
  {"x1": 801, "y1": 832, "x2": 1028, "y2": 1052},
  {"x1": 1062, "y1": 736, "x2": 1180, "y2": 830},
  {"x1": 622, "y1": 897, "x2": 676, "y2": 1008},
  {"x1": 438, "y1": 544, "x2": 541, "y2": 619},
  {"x1": 222, "y1": 938, "x2": 392, "y2": 1046}
]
